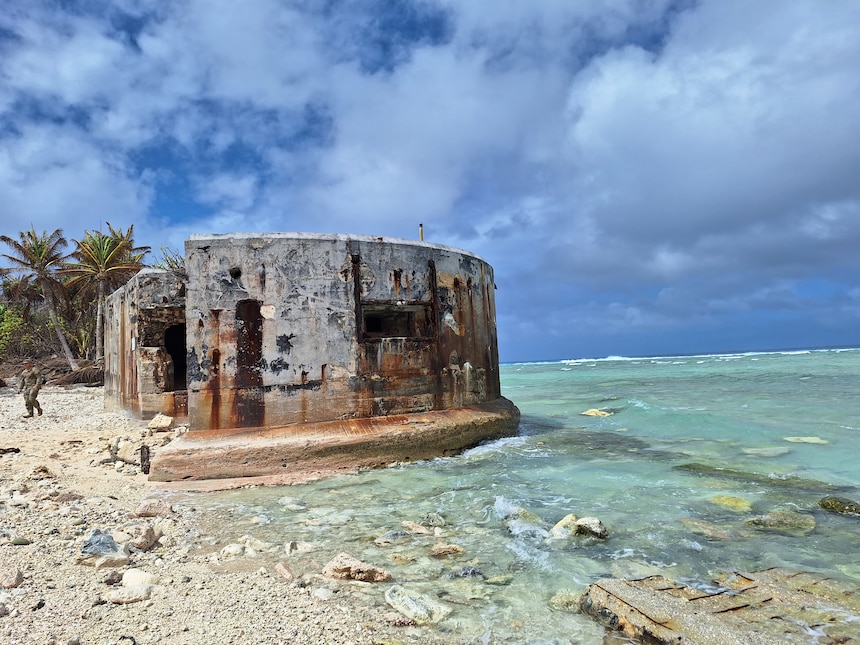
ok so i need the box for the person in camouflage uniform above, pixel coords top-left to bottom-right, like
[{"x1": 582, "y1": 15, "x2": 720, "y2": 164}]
[{"x1": 18, "y1": 360, "x2": 43, "y2": 418}]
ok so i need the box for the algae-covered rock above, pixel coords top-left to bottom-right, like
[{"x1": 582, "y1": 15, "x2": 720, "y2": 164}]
[
  {"x1": 680, "y1": 518, "x2": 732, "y2": 541},
  {"x1": 550, "y1": 589, "x2": 581, "y2": 612},
  {"x1": 574, "y1": 517, "x2": 608, "y2": 539},
  {"x1": 742, "y1": 446, "x2": 791, "y2": 457},
  {"x1": 419, "y1": 512, "x2": 446, "y2": 527},
  {"x1": 675, "y1": 463, "x2": 844, "y2": 492},
  {"x1": 818, "y1": 496, "x2": 860, "y2": 516},
  {"x1": 709, "y1": 495, "x2": 752, "y2": 512},
  {"x1": 384, "y1": 585, "x2": 451, "y2": 624},
  {"x1": 783, "y1": 436, "x2": 829, "y2": 444},
  {"x1": 745, "y1": 511, "x2": 816, "y2": 535},
  {"x1": 486, "y1": 574, "x2": 514, "y2": 586}
]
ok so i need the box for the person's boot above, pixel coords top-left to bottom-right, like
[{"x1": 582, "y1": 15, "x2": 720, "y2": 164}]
[
  {"x1": 36, "y1": 406, "x2": 43, "y2": 416},
  {"x1": 23, "y1": 412, "x2": 33, "y2": 418}
]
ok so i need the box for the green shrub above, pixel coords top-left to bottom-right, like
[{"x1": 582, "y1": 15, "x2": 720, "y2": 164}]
[{"x1": 0, "y1": 305, "x2": 24, "y2": 357}]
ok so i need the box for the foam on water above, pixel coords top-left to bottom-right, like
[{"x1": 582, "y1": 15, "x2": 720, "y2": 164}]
[{"x1": 167, "y1": 348, "x2": 860, "y2": 644}]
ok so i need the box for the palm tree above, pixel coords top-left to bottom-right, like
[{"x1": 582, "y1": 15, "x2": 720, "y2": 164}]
[
  {"x1": 149, "y1": 245, "x2": 188, "y2": 281},
  {"x1": 1, "y1": 273, "x2": 42, "y2": 319},
  {"x1": 106, "y1": 222, "x2": 151, "y2": 266},
  {"x1": 0, "y1": 228, "x2": 80, "y2": 370},
  {"x1": 60, "y1": 223, "x2": 150, "y2": 360}
]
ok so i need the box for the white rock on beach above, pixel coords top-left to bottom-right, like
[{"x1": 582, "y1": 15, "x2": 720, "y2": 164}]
[
  {"x1": 147, "y1": 413, "x2": 174, "y2": 431},
  {"x1": 104, "y1": 584, "x2": 153, "y2": 604},
  {"x1": 0, "y1": 569, "x2": 23, "y2": 589},
  {"x1": 122, "y1": 568, "x2": 159, "y2": 587}
]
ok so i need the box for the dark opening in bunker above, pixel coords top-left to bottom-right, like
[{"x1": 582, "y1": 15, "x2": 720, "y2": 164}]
[
  {"x1": 362, "y1": 304, "x2": 433, "y2": 339},
  {"x1": 235, "y1": 299, "x2": 264, "y2": 426},
  {"x1": 164, "y1": 324, "x2": 187, "y2": 390}
]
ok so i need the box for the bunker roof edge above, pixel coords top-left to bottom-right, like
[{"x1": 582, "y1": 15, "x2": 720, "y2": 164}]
[{"x1": 186, "y1": 232, "x2": 489, "y2": 264}]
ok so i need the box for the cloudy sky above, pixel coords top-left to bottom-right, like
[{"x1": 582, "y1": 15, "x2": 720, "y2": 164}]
[{"x1": 2, "y1": 0, "x2": 859, "y2": 362}]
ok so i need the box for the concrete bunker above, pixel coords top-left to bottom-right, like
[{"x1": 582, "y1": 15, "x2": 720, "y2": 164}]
[
  {"x1": 105, "y1": 232, "x2": 520, "y2": 484},
  {"x1": 104, "y1": 269, "x2": 188, "y2": 419}
]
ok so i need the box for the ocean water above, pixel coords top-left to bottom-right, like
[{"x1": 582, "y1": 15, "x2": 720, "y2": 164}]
[{"x1": 170, "y1": 349, "x2": 860, "y2": 643}]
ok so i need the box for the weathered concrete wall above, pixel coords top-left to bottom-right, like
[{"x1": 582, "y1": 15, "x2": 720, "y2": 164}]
[
  {"x1": 104, "y1": 269, "x2": 187, "y2": 418},
  {"x1": 106, "y1": 233, "x2": 520, "y2": 483},
  {"x1": 184, "y1": 233, "x2": 503, "y2": 433}
]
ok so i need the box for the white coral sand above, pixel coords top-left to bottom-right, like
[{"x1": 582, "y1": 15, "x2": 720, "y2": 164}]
[{"x1": 0, "y1": 385, "x2": 451, "y2": 645}]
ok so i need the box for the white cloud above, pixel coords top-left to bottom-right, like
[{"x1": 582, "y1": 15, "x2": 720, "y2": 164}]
[
  {"x1": 2, "y1": 0, "x2": 860, "y2": 359},
  {"x1": 0, "y1": 123, "x2": 150, "y2": 234},
  {"x1": 193, "y1": 171, "x2": 259, "y2": 211}
]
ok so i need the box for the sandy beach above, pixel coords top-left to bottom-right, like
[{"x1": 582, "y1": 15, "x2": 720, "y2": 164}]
[{"x1": 0, "y1": 382, "x2": 455, "y2": 645}]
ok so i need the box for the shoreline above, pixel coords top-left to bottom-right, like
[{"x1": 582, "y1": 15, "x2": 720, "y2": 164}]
[{"x1": 0, "y1": 385, "x2": 456, "y2": 644}]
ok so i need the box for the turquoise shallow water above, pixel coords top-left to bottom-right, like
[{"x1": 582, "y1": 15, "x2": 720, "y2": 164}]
[{"x1": 170, "y1": 349, "x2": 860, "y2": 643}]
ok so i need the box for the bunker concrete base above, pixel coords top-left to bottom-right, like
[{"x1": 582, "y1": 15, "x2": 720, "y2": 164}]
[{"x1": 149, "y1": 397, "x2": 520, "y2": 489}]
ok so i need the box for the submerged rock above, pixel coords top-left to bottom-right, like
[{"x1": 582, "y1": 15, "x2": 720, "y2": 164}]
[
  {"x1": 374, "y1": 530, "x2": 411, "y2": 546},
  {"x1": 448, "y1": 566, "x2": 483, "y2": 579},
  {"x1": 486, "y1": 574, "x2": 513, "y2": 586},
  {"x1": 428, "y1": 542, "x2": 465, "y2": 558},
  {"x1": 550, "y1": 589, "x2": 581, "y2": 612},
  {"x1": 783, "y1": 436, "x2": 829, "y2": 444},
  {"x1": 818, "y1": 496, "x2": 860, "y2": 516},
  {"x1": 384, "y1": 585, "x2": 451, "y2": 624},
  {"x1": 276, "y1": 497, "x2": 306, "y2": 511},
  {"x1": 742, "y1": 446, "x2": 790, "y2": 457},
  {"x1": 680, "y1": 518, "x2": 732, "y2": 541},
  {"x1": 675, "y1": 463, "x2": 844, "y2": 492},
  {"x1": 745, "y1": 511, "x2": 816, "y2": 535},
  {"x1": 709, "y1": 495, "x2": 752, "y2": 512},
  {"x1": 401, "y1": 520, "x2": 433, "y2": 535}
]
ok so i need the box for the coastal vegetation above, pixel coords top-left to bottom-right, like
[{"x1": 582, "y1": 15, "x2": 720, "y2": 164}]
[{"x1": 0, "y1": 226, "x2": 181, "y2": 369}]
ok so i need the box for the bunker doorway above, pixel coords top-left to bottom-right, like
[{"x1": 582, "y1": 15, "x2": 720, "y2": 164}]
[
  {"x1": 164, "y1": 324, "x2": 187, "y2": 391},
  {"x1": 235, "y1": 299, "x2": 264, "y2": 427}
]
